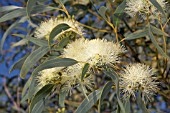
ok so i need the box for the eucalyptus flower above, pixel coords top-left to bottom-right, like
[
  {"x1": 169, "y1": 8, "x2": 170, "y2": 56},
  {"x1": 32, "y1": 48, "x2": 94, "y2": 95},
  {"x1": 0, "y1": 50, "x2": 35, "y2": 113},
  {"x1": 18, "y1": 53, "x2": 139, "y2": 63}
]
[
  {"x1": 63, "y1": 38, "x2": 125, "y2": 67},
  {"x1": 120, "y1": 63, "x2": 159, "y2": 100},
  {"x1": 125, "y1": 0, "x2": 167, "y2": 18},
  {"x1": 35, "y1": 16, "x2": 84, "y2": 40}
]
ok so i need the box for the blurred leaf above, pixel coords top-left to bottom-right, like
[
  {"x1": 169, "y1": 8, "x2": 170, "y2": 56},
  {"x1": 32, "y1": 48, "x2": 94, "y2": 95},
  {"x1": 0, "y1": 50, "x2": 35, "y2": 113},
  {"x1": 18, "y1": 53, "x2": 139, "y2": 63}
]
[
  {"x1": 31, "y1": 100, "x2": 44, "y2": 113},
  {"x1": 0, "y1": 8, "x2": 26, "y2": 22},
  {"x1": 112, "y1": 0, "x2": 126, "y2": 25},
  {"x1": 22, "y1": 78, "x2": 31, "y2": 97},
  {"x1": 124, "y1": 98, "x2": 130, "y2": 113},
  {"x1": 20, "y1": 46, "x2": 49, "y2": 79},
  {"x1": 98, "y1": 6, "x2": 107, "y2": 20},
  {"x1": 98, "y1": 81, "x2": 113, "y2": 113},
  {"x1": 32, "y1": 5, "x2": 56, "y2": 14},
  {"x1": 0, "y1": 6, "x2": 22, "y2": 13},
  {"x1": 150, "y1": 0, "x2": 166, "y2": 18},
  {"x1": 136, "y1": 91, "x2": 149, "y2": 113},
  {"x1": 59, "y1": 91, "x2": 68, "y2": 107},
  {"x1": 150, "y1": 25, "x2": 169, "y2": 36},
  {"x1": 30, "y1": 84, "x2": 54, "y2": 112},
  {"x1": 11, "y1": 39, "x2": 28, "y2": 48},
  {"x1": 12, "y1": 34, "x2": 48, "y2": 46},
  {"x1": 49, "y1": 24, "x2": 70, "y2": 47},
  {"x1": 10, "y1": 54, "x2": 30, "y2": 73},
  {"x1": 81, "y1": 63, "x2": 90, "y2": 81},
  {"x1": 147, "y1": 25, "x2": 169, "y2": 59},
  {"x1": 124, "y1": 29, "x2": 147, "y2": 40},
  {"x1": 0, "y1": 17, "x2": 27, "y2": 52},
  {"x1": 58, "y1": 37, "x2": 69, "y2": 48},
  {"x1": 75, "y1": 89, "x2": 102, "y2": 113}
]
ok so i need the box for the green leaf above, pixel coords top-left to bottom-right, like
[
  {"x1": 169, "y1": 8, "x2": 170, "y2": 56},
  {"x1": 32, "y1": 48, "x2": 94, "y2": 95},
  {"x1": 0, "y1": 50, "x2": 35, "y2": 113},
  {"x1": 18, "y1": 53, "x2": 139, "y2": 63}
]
[
  {"x1": 124, "y1": 98, "x2": 130, "y2": 113},
  {"x1": 104, "y1": 69, "x2": 125, "y2": 113},
  {"x1": 0, "y1": 6, "x2": 22, "y2": 13},
  {"x1": 31, "y1": 5, "x2": 56, "y2": 14},
  {"x1": 147, "y1": 25, "x2": 169, "y2": 59},
  {"x1": 59, "y1": 91, "x2": 68, "y2": 107},
  {"x1": 26, "y1": 0, "x2": 37, "y2": 20},
  {"x1": 124, "y1": 29, "x2": 147, "y2": 40},
  {"x1": 136, "y1": 91, "x2": 149, "y2": 113},
  {"x1": 22, "y1": 78, "x2": 31, "y2": 97},
  {"x1": 98, "y1": 6, "x2": 107, "y2": 20},
  {"x1": 13, "y1": 34, "x2": 48, "y2": 46},
  {"x1": 10, "y1": 54, "x2": 30, "y2": 73},
  {"x1": 112, "y1": 0, "x2": 126, "y2": 26},
  {"x1": 30, "y1": 84, "x2": 54, "y2": 112},
  {"x1": 81, "y1": 63, "x2": 90, "y2": 81},
  {"x1": 98, "y1": 81, "x2": 113, "y2": 113},
  {"x1": 0, "y1": 17, "x2": 27, "y2": 52},
  {"x1": 75, "y1": 89, "x2": 102, "y2": 113},
  {"x1": 20, "y1": 46, "x2": 49, "y2": 79},
  {"x1": 150, "y1": 25, "x2": 169, "y2": 36},
  {"x1": 31, "y1": 100, "x2": 44, "y2": 113},
  {"x1": 150, "y1": 0, "x2": 166, "y2": 18},
  {"x1": 49, "y1": 24, "x2": 70, "y2": 47},
  {"x1": 58, "y1": 37, "x2": 69, "y2": 48},
  {"x1": 0, "y1": 8, "x2": 26, "y2": 23}
]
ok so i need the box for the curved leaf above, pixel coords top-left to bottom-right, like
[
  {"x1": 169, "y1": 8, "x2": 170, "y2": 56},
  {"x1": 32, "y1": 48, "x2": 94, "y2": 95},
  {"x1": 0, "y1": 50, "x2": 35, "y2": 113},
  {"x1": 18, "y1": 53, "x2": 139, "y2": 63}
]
[
  {"x1": 98, "y1": 81, "x2": 113, "y2": 113},
  {"x1": 49, "y1": 24, "x2": 70, "y2": 47},
  {"x1": 0, "y1": 8, "x2": 26, "y2": 23},
  {"x1": 30, "y1": 84, "x2": 54, "y2": 112},
  {"x1": 0, "y1": 6, "x2": 22, "y2": 13},
  {"x1": 20, "y1": 46, "x2": 49, "y2": 79},
  {"x1": 31, "y1": 100, "x2": 44, "y2": 113},
  {"x1": 0, "y1": 17, "x2": 27, "y2": 52},
  {"x1": 81, "y1": 63, "x2": 90, "y2": 81},
  {"x1": 75, "y1": 89, "x2": 102, "y2": 113},
  {"x1": 10, "y1": 54, "x2": 30, "y2": 73},
  {"x1": 98, "y1": 6, "x2": 107, "y2": 20},
  {"x1": 59, "y1": 91, "x2": 68, "y2": 107},
  {"x1": 148, "y1": 25, "x2": 169, "y2": 59},
  {"x1": 124, "y1": 29, "x2": 147, "y2": 40}
]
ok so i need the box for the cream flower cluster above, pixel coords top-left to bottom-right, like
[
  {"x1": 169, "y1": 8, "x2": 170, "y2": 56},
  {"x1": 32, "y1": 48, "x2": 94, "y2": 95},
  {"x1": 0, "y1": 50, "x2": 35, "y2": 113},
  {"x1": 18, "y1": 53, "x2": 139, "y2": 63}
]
[
  {"x1": 120, "y1": 63, "x2": 158, "y2": 99},
  {"x1": 35, "y1": 17, "x2": 84, "y2": 40},
  {"x1": 36, "y1": 63, "x2": 93, "y2": 93},
  {"x1": 63, "y1": 38, "x2": 125, "y2": 67},
  {"x1": 125, "y1": 0, "x2": 167, "y2": 18}
]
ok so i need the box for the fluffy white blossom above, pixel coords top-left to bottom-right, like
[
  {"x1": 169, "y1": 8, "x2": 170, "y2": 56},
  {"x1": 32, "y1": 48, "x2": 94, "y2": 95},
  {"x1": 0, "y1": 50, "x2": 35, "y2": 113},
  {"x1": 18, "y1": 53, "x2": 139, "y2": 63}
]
[
  {"x1": 125, "y1": 0, "x2": 167, "y2": 18},
  {"x1": 63, "y1": 38, "x2": 125, "y2": 67},
  {"x1": 35, "y1": 17, "x2": 84, "y2": 40},
  {"x1": 120, "y1": 63, "x2": 158, "y2": 100},
  {"x1": 36, "y1": 67, "x2": 64, "y2": 87}
]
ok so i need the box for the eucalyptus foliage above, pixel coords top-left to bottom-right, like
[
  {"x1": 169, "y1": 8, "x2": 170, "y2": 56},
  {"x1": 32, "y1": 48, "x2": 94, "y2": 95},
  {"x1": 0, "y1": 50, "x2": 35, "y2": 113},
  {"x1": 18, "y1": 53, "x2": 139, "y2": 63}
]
[{"x1": 1, "y1": 0, "x2": 170, "y2": 113}]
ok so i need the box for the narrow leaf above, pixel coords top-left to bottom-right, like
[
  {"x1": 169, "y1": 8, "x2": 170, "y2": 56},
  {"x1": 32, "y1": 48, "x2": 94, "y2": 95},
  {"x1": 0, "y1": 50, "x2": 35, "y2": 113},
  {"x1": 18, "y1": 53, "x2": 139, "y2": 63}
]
[
  {"x1": 148, "y1": 25, "x2": 169, "y2": 59},
  {"x1": 20, "y1": 46, "x2": 49, "y2": 79},
  {"x1": 10, "y1": 54, "x2": 30, "y2": 73},
  {"x1": 59, "y1": 91, "x2": 68, "y2": 107},
  {"x1": 0, "y1": 8, "x2": 26, "y2": 22},
  {"x1": 30, "y1": 84, "x2": 54, "y2": 112},
  {"x1": 31, "y1": 100, "x2": 44, "y2": 113},
  {"x1": 136, "y1": 91, "x2": 149, "y2": 113},
  {"x1": 75, "y1": 89, "x2": 102, "y2": 113},
  {"x1": 49, "y1": 24, "x2": 70, "y2": 47},
  {"x1": 124, "y1": 29, "x2": 147, "y2": 40},
  {"x1": 98, "y1": 81, "x2": 113, "y2": 113},
  {"x1": 150, "y1": 0, "x2": 166, "y2": 17},
  {"x1": 98, "y1": 6, "x2": 107, "y2": 20},
  {"x1": 0, "y1": 6, "x2": 22, "y2": 13},
  {"x1": 150, "y1": 25, "x2": 169, "y2": 36},
  {"x1": 81, "y1": 63, "x2": 90, "y2": 81}
]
